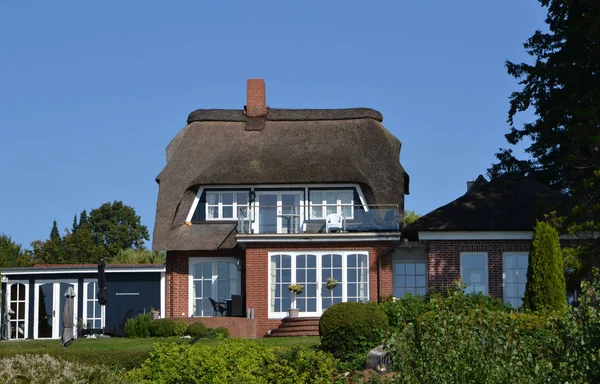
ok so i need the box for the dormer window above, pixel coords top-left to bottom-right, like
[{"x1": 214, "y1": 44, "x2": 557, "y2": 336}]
[
  {"x1": 309, "y1": 190, "x2": 354, "y2": 220},
  {"x1": 206, "y1": 191, "x2": 249, "y2": 220}
]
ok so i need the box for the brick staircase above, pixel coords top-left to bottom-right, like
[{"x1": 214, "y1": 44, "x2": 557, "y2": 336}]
[{"x1": 268, "y1": 317, "x2": 320, "y2": 337}]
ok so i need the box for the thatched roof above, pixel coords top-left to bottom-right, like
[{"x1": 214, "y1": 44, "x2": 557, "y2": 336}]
[
  {"x1": 405, "y1": 175, "x2": 570, "y2": 238},
  {"x1": 153, "y1": 108, "x2": 408, "y2": 251}
]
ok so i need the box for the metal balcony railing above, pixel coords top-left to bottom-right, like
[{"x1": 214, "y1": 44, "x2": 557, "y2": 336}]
[{"x1": 237, "y1": 204, "x2": 400, "y2": 235}]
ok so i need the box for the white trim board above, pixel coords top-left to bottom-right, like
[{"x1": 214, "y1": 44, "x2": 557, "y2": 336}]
[
  {"x1": 1, "y1": 267, "x2": 166, "y2": 276},
  {"x1": 418, "y1": 231, "x2": 584, "y2": 241},
  {"x1": 419, "y1": 231, "x2": 533, "y2": 240}
]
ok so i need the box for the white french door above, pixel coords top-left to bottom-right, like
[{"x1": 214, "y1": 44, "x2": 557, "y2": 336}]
[
  {"x1": 254, "y1": 191, "x2": 304, "y2": 234},
  {"x1": 269, "y1": 251, "x2": 369, "y2": 318},
  {"x1": 34, "y1": 280, "x2": 78, "y2": 339}
]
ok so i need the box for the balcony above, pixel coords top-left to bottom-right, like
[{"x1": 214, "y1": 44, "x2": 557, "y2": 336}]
[{"x1": 237, "y1": 204, "x2": 400, "y2": 235}]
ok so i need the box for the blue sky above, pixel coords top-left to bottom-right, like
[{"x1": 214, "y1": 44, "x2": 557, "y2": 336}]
[{"x1": 0, "y1": 1, "x2": 545, "y2": 249}]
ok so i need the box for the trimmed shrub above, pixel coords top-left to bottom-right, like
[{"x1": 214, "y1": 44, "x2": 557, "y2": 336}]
[
  {"x1": 0, "y1": 354, "x2": 124, "y2": 384},
  {"x1": 125, "y1": 313, "x2": 153, "y2": 338},
  {"x1": 523, "y1": 221, "x2": 567, "y2": 312},
  {"x1": 149, "y1": 318, "x2": 175, "y2": 337},
  {"x1": 173, "y1": 319, "x2": 188, "y2": 337},
  {"x1": 127, "y1": 339, "x2": 337, "y2": 383},
  {"x1": 186, "y1": 322, "x2": 209, "y2": 337},
  {"x1": 319, "y1": 302, "x2": 389, "y2": 368},
  {"x1": 215, "y1": 327, "x2": 230, "y2": 339}
]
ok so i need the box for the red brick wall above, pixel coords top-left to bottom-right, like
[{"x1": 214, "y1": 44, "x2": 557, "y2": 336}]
[
  {"x1": 245, "y1": 242, "x2": 395, "y2": 337},
  {"x1": 166, "y1": 243, "x2": 395, "y2": 338},
  {"x1": 427, "y1": 240, "x2": 531, "y2": 299},
  {"x1": 172, "y1": 316, "x2": 257, "y2": 338}
]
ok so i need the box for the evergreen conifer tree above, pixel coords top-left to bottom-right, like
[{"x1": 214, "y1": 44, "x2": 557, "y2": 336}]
[{"x1": 523, "y1": 221, "x2": 567, "y2": 312}]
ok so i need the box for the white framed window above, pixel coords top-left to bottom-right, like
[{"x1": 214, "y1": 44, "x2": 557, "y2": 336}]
[
  {"x1": 7, "y1": 281, "x2": 29, "y2": 339},
  {"x1": 394, "y1": 261, "x2": 427, "y2": 297},
  {"x1": 460, "y1": 252, "x2": 488, "y2": 295},
  {"x1": 188, "y1": 258, "x2": 241, "y2": 317},
  {"x1": 503, "y1": 252, "x2": 528, "y2": 308},
  {"x1": 309, "y1": 190, "x2": 354, "y2": 219},
  {"x1": 206, "y1": 191, "x2": 249, "y2": 220},
  {"x1": 268, "y1": 251, "x2": 369, "y2": 318},
  {"x1": 83, "y1": 280, "x2": 105, "y2": 330}
]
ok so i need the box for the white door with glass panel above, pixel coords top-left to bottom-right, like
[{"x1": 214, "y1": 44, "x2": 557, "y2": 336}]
[
  {"x1": 190, "y1": 258, "x2": 240, "y2": 317},
  {"x1": 254, "y1": 192, "x2": 303, "y2": 234},
  {"x1": 34, "y1": 280, "x2": 78, "y2": 339},
  {"x1": 7, "y1": 282, "x2": 28, "y2": 339}
]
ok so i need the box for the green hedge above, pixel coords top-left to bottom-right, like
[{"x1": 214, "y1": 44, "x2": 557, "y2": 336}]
[
  {"x1": 126, "y1": 339, "x2": 337, "y2": 383},
  {"x1": 149, "y1": 318, "x2": 176, "y2": 337},
  {"x1": 383, "y1": 273, "x2": 600, "y2": 383},
  {"x1": 319, "y1": 302, "x2": 388, "y2": 369},
  {"x1": 185, "y1": 322, "x2": 209, "y2": 337}
]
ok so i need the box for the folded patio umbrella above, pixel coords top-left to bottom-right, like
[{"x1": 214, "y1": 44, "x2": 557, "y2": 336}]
[
  {"x1": 97, "y1": 259, "x2": 108, "y2": 306},
  {"x1": 60, "y1": 286, "x2": 76, "y2": 347}
]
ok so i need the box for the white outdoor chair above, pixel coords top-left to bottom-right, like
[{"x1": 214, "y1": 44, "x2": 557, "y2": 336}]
[{"x1": 325, "y1": 213, "x2": 345, "y2": 233}]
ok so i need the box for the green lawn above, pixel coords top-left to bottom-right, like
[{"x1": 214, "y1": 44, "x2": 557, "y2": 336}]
[{"x1": 0, "y1": 336, "x2": 321, "y2": 370}]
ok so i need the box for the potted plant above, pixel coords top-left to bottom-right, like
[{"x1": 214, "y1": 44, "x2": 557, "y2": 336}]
[
  {"x1": 287, "y1": 283, "x2": 304, "y2": 318},
  {"x1": 151, "y1": 307, "x2": 160, "y2": 320},
  {"x1": 326, "y1": 277, "x2": 338, "y2": 307}
]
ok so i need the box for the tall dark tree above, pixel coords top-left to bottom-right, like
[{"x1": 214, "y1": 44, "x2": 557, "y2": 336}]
[
  {"x1": 89, "y1": 201, "x2": 150, "y2": 259},
  {"x1": 50, "y1": 220, "x2": 61, "y2": 242},
  {"x1": 71, "y1": 215, "x2": 78, "y2": 234},
  {"x1": 489, "y1": 0, "x2": 600, "y2": 275},
  {"x1": 523, "y1": 221, "x2": 567, "y2": 312}
]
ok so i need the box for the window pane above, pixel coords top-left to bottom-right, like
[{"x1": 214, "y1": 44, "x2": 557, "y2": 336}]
[
  {"x1": 222, "y1": 193, "x2": 233, "y2": 205},
  {"x1": 518, "y1": 255, "x2": 529, "y2": 269},
  {"x1": 340, "y1": 191, "x2": 352, "y2": 204},
  {"x1": 222, "y1": 206, "x2": 233, "y2": 218},
  {"x1": 415, "y1": 263, "x2": 426, "y2": 275},
  {"x1": 416, "y1": 276, "x2": 426, "y2": 287},
  {"x1": 406, "y1": 276, "x2": 415, "y2": 287},
  {"x1": 282, "y1": 255, "x2": 291, "y2": 269},
  {"x1": 206, "y1": 193, "x2": 218, "y2": 205},
  {"x1": 297, "y1": 255, "x2": 305, "y2": 269},
  {"x1": 333, "y1": 255, "x2": 342, "y2": 268},
  {"x1": 341, "y1": 206, "x2": 352, "y2": 218},
  {"x1": 406, "y1": 263, "x2": 415, "y2": 275},
  {"x1": 207, "y1": 206, "x2": 218, "y2": 219},
  {"x1": 237, "y1": 192, "x2": 249, "y2": 205},
  {"x1": 95, "y1": 302, "x2": 101, "y2": 317},
  {"x1": 322, "y1": 255, "x2": 331, "y2": 268},
  {"x1": 87, "y1": 301, "x2": 93, "y2": 318},
  {"x1": 203, "y1": 262, "x2": 212, "y2": 279}
]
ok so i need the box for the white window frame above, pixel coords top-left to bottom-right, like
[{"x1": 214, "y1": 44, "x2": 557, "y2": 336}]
[
  {"x1": 393, "y1": 259, "x2": 428, "y2": 298},
  {"x1": 205, "y1": 191, "x2": 249, "y2": 221},
  {"x1": 188, "y1": 257, "x2": 241, "y2": 317},
  {"x1": 6, "y1": 280, "x2": 29, "y2": 340},
  {"x1": 268, "y1": 251, "x2": 369, "y2": 319},
  {"x1": 83, "y1": 279, "x2": 106, "y2": 330},
  {"x1": 309, "y1": 190, "x2": 355, "y2": 220},
  {"x1": 460, "y1": 252, "x2": 489, "y2": 295},
  {"x1": 502, "y1": 252, "x2": 528, "y2": 308}
]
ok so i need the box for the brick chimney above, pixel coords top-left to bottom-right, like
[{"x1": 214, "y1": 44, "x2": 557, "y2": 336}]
[{"x1": 244, "y1": 79, "x2": 268, "y2": 117}]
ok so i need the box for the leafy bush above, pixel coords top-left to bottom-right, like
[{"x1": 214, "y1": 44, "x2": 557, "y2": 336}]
[
  {"x1": 125, "y1": 313, "x2": 153, "y2": 338},
  {"x1": 383, "y1": 274, "x2": 600, "y2": 383},
  {"x1": 319, "y1": 302, "x2": 389, "y2": 369},
  {"x1": 523, "y1": 221, "x2": 567, "y2": 312},
  {"x1": 0, "y1": 354, "x2": 125, "y2": 384},
  {"x1": 173, "y1": 319, "x2": 188, "y2": 337},
  {"x1": 381, "y1": 285, "x2": 510, "y2": 328},
  {"x1": 149, "y1": 318, "x2": 175, "y2": 337},
  {"x1": 215, "y1": 327, "x2": 230, "y2": 339},
  {"x1": 185, "y1": 322, "x2": 209, "y2": 337},
  {"x1": 127, "y1": 339, "x2": 337, "y2": 383}
]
